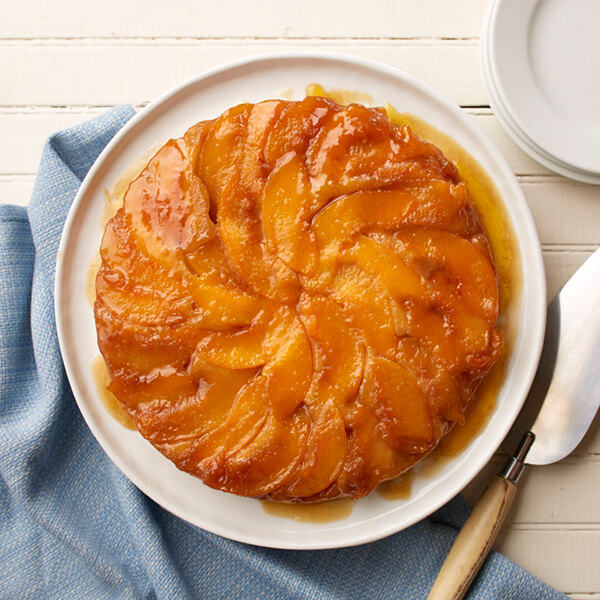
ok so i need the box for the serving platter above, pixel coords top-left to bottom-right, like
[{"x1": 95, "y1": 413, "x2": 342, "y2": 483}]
[{"x1": 54, "y1": 52, "x2": 546, "y2": 549}]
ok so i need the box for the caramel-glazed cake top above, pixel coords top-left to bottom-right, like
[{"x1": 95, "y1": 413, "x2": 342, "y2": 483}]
[{"x1": 94, "y1": 97, "x2": 503, "y2": 502}]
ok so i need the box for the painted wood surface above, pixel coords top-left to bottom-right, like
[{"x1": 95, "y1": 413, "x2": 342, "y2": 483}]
[{"x1": 2, "y1": 1, "x2": 599, "y2": 596}]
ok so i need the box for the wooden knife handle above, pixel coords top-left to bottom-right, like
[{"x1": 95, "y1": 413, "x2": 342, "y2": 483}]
[{"x1": 427, "y1": 475, "x2": 517, "y2": 600}]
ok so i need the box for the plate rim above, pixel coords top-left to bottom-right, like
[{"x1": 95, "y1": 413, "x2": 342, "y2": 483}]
[{"x1": 55, "y1": 50, "x2": 547, "y2": 549}]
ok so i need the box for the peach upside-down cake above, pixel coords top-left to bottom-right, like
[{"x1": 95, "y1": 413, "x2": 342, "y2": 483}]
[{"x1": 94, "y1": 97, "x2": 503, "y2": 502}]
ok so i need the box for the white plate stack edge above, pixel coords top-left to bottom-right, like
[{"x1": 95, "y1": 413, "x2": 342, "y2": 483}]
[{"x1": 480, "y1": 0, "x2": 600, "y2": 185}]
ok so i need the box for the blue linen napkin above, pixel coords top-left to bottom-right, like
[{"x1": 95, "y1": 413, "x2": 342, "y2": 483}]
[{"x1": 0, "y1": 106, "x2": 568, "y2": 600}]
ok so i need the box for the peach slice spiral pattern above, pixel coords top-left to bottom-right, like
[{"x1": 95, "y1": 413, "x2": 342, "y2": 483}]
[{"x1": 95, "y1": 97, "x2": 503, "y2": 502}]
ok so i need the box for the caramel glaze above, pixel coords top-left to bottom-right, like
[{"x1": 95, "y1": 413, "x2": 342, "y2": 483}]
[
  {"x1": 94, "y1": 95, "x2": 505, "y2": 505},
  {"x1": 378, "y1": 469, "x2": 415, "y2": 501}
]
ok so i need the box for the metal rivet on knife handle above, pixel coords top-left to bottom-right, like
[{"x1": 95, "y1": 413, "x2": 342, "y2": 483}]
[{"x1": 501, "y1": 431, "x2": 535, "y2": 484}]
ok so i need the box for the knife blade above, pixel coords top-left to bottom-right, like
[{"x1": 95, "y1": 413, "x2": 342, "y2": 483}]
[
  {"x1": 428, "y1": 247, "x2": 600, "y2": 600},
  {"x1": 526, "y1": 248, "x2": 600, "y2": 465}
]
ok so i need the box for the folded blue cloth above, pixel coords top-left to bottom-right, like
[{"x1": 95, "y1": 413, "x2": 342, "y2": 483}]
[{"x1": 0, "y1": 106, "x2": 568, "y2": 600}]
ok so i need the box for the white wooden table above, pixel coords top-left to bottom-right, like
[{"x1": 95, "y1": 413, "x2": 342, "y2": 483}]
[{"x1": 3, "y1": 1, "x2": 599, "y2": 596}]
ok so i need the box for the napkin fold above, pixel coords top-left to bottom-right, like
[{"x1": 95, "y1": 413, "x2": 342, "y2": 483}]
[{"x1": 0, "y1": 107, "x2": 568, "y2": 600}]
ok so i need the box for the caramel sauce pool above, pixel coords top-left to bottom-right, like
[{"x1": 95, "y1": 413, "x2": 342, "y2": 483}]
[
  {"x1": 261, "y1": 498, "x2": 355, "y2": 523},
  {"x1": 378, "y1": 469, "x2": 415, "y2": 501}
]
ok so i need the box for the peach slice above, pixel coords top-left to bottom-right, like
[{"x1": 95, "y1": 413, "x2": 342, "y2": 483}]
[
  {"x1": 376, "y1": 227, "x2": 499, "y2": 324},
  {"x1": 298, "y1": 294, "x2": 364, "y2": 402},
  {"x1": 240, "y1": 100, "x2": 285, "y2": 198},
  {"x1": 305, "y1": 103, "x2": 392, "y2": 185},
  {"x1": 95, "y1": 275, "x2": 190, "y2": 327},
  {"x1": 182, "y1": 119, "x2": 212, "y2": 174},
  {"x1": 183, "y1": 237, "x2": 235, "y2": 282},
  {"x1": 97, "y1": 226, "x2": 196, "y2": 329},
  {"x1": 312, "y1": 190, "x2": 414, "y2": 260},
  {"x1": 261, "y1": 152, "x2": 320, "y2": 275},
  {"x1": 359, "y1": 356, "x2": 433, "y2": 454},
  {"x1": 340, "y1": 235, "x2": 428, "y2": 337},
  {"x1": 263, "y1": 96, "x2": 337, "y2": 169},
  {"x1": 398, "y1": 303, "x2": 454, "y2": 367},
  {"x1": 328, "y1": 264, "x2": 398, "y2": 358},
  {"x1": 194, "y1": 309, "x2": 272, "y2": 370},
  {"x1": 268, "y1": 295, "x2": 364, "y2": 498},
  {"x1": 401, "y1": 180, "x2": 479, "y2": 237},
  {"x1": 101, "y1": 269, "x2": 260, "y2": 331},
  {"x1": 312, "y1": 182, "x2": 477, "y2": 259},
  {"x1": 100, "y1": 253, "x2": 256, "y2": 332},
  {"x1": 200, "y1": 308, "x2": 313, "y2": 496},
  {"x1": 184, "y1": 239, "x2": 263, "y2": 325},
  {"x1": 343, "y1": 236, "x2": 427, "y2": 306},
  {"x1": 449, "y1": 306, "x2": 502, "y2": 362},
  {"x1": 306, "y1": 104, "x2": 455, "y2": 202},
  {"x1": 389, "y1": 124, "x2": 459, "y2": 180},
  {"x1": 202, "y1": 408, "x2": 310, "y2": 498},
  {"x1": 188, "y1": 279, "x2": 263, "y2": 329},
  {"x1": 192, "y1": 307, "x2": 312, "y2": 492},
  {"x1": 194, "y1": 305, "x2": 312, "y2": 416},
  {"x1": 124, "y1": 139, "x2": 215, "y2": 258},
  {"x1": 95, "y1": 301, "x2": 200, "y2": 375},
  {"x1": 198, "y1": 103, "x2": 252, "y2": 203},
  {"x1": 191, "y1": 374, "x2": 270, "y2": 469},
  {"x1": 99, "y1": 211, "x2": 181, "y2": 294},
  {"x1": 260, "y1": 306, "x2": 313, "y2": 418},
  {"x1": 393, "y1": 313, "x2": 473, "y2": 426},
  {"x1": 278, "y1": 401, "x2": 347, "y2": 499},
  {"x1": 336, "y1": 402, "x2": 418, "y2": 499},
  {"x1": 130, "y1": 361, "x2": 257, "y2": 447},
  {"x1": 99, "y1": 216, "x2": 259, "y2": 330},
  {"x1": 217, "y1": 178, "x2": 300, "y2": 301}
]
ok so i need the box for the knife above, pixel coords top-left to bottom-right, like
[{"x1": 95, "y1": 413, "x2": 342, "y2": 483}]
[{"x1": 428, "y1": 247, "x2": 600, "y2": 600}]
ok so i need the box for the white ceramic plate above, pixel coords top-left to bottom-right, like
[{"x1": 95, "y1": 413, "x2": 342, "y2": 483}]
[
  {"x1": 489, "y1": 0, "x2": 600, "y2": 176},
  {"x1": 480, "y1": 1, "x2": 600, "y2": 185},
  {"x1": 55, "y1": 52, "x2": 546, "y2": 549}
]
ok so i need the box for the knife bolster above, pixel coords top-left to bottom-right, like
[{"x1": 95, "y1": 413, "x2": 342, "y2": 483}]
[{"x1": 501, "y1": 431, "x2": 535, "y2": 484}]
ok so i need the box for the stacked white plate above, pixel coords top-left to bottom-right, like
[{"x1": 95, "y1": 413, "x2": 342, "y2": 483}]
[{"x1": 481, "y1": 0, "x2": 600, "y2": 184}]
